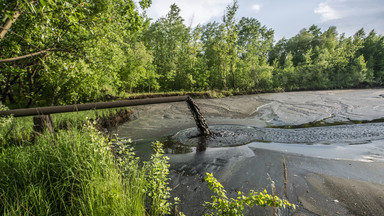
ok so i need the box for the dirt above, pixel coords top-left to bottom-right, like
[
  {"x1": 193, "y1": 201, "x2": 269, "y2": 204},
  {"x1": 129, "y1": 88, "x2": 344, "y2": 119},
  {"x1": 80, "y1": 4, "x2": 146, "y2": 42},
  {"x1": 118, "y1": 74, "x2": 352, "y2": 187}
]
[
  {"x1": 92, "y1": 109, "x2": 132, "y2": 134},
  {"x1": 307, "y1": 173, "x2": 384, "y2": 216}
]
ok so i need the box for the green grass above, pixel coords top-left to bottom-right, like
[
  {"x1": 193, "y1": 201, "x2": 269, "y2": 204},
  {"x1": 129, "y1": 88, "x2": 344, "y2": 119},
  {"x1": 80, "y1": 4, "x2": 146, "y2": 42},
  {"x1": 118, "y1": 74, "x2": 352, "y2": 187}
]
[
  {"x1": 118, "y1": 87, "x2": 285, "y2": 100},
  {"x1": 0, "y1": 107, "x2": 175, "y2": 216},
  {"x1": 0, "y1": 108, "x2": 128, "y2": 149},
  {"x1": 0, "y1": 123, "x2": 143, "y2": 215},
  {"x1": 0, "y1": 115, "x2": 34, "y2": 148}
]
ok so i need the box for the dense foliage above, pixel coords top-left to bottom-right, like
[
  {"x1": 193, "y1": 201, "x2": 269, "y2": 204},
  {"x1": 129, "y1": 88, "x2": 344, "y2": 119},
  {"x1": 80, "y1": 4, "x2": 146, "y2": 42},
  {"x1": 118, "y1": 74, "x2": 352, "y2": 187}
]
[{"x1": 1, "y1": 0, "x2": 383, "y2": 107}]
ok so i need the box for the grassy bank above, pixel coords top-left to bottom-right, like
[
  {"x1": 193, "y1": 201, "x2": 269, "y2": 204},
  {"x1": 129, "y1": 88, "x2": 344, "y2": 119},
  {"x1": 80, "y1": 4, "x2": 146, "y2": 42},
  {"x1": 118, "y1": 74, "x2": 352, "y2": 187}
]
[
  {"x1": 118, "y1": 88, "x2": 285, "y2": 100},
  {"x1": 0, "y1": 107, "x2": 175, "y2": 215}
]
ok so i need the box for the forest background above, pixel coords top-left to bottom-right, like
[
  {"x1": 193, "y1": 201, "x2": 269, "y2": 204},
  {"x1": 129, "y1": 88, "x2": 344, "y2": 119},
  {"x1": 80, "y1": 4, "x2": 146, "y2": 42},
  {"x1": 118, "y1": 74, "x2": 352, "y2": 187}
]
[{"x1": 1, "y1": 0, "x2": 384, "y2": 108}]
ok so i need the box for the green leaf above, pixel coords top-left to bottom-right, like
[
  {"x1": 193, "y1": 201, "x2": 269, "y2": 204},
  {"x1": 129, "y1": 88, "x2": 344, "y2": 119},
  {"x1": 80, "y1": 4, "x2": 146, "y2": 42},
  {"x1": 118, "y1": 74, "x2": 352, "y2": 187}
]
[
  {"x1": 6, "y1": 14, "x2": 13, "y2": 20},
  {"x1": 23, "y1": 0, "x2": 36, "y2": 13},
  {"x1": 39, "y1": 0, "x2": 47, "y2": 7}
]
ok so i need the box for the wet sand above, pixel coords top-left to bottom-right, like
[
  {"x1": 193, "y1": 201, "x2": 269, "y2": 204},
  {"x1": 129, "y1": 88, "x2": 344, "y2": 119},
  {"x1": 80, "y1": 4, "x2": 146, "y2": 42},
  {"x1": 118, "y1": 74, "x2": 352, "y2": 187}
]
[{"x1": 117, "y1": 89, "x2": 384, "y2": 215}]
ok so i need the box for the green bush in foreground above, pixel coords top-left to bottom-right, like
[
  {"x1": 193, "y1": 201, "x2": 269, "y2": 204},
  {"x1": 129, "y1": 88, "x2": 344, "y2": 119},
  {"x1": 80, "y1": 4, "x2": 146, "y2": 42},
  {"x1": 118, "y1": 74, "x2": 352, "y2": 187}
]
[
  {"x1": 117, "y1": 141, "x2": 179, "y2": 216},
  {"x1": 204, "y1": 173, "x2": 295, "y2": 216}
]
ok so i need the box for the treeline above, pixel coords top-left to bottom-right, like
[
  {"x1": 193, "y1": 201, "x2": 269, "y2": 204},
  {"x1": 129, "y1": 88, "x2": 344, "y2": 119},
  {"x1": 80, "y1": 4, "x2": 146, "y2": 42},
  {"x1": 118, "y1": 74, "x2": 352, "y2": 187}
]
[{"x1": 1, "y1": 0, "x2": 383, "y2": 107}]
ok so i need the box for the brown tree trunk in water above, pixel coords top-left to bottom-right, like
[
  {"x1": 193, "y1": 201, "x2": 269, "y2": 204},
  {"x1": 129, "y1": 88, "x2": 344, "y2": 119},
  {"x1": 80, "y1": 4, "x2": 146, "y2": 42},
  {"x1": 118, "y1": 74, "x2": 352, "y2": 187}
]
[{"x1": 186, "y1": 97, "x2": 211, "y2": 136}]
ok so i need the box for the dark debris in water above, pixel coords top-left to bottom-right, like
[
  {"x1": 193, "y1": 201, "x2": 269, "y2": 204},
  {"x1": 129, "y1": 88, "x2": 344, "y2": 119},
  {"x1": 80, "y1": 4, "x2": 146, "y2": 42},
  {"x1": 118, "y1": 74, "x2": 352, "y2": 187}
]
[
  {"x1": 167, "y1": 123, "x2": 384, "y2": 153},
  {"x1": 270, "y1": 118, "x2": 384, "y2": 129}
]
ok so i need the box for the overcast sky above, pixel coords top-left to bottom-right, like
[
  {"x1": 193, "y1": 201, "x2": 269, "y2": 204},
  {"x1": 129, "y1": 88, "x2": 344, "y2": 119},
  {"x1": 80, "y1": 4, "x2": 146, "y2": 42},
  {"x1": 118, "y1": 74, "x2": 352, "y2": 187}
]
[{"x1": 144, "y1": 0, "x2": 384, "y2": 41}]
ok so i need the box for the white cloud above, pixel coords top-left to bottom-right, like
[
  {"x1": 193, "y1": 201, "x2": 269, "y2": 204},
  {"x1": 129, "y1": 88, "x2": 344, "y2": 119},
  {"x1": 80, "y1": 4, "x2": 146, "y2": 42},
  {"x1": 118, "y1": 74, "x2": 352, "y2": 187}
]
[
  {"x1": 251, "y1": 4, "x2": 262, "y2": 12},
  {"x1": 146, "y1": 0, "x2": 232, "y2": 26},
  {"x1": 314, "y1": 2, "x2": 342, "y2": 22},
  {"x1": 314, "y1": 0, "x2": 384, "y2": 36},
  {"x1": 144, "y1": 0, "x2": 384, "y2": 38}
]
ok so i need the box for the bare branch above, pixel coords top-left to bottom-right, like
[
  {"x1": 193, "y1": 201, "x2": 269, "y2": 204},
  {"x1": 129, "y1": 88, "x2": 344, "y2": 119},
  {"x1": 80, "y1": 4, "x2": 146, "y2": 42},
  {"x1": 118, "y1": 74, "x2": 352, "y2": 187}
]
[
  {"x1": 0, "y1": 48, "x2": 58, "y2": 63},
  {"x1": 0, "y1": 10, "x2": 21, "y2": 40}
]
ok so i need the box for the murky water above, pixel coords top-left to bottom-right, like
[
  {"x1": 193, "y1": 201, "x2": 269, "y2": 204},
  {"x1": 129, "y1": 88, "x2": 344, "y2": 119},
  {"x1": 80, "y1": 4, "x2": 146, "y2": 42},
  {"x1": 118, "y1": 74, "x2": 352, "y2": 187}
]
[
  {"x1": 117, "y1": 89, "x2": 384, "y2": 215},
  {"x1": 117, "y1": 89, "x2": 384, "y2": 162}
]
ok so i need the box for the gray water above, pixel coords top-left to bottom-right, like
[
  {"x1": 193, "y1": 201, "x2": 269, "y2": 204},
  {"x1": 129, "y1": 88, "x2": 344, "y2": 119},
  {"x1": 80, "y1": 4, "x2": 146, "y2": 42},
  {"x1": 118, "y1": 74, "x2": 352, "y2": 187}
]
[
  {"x1": 116, "y1": 89, "x2": 384, "y2": 215},
  {"x1": 117, "y1": 89, "x2": 384, "y2": 162}
]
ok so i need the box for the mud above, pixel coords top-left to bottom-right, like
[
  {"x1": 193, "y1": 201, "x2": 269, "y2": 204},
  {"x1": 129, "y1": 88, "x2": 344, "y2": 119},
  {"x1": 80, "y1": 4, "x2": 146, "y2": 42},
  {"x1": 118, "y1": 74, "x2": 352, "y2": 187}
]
[
  {"x1": 117, "y1": 89, "x2": 384, "y2": 215},
  {"x1": 173, "y1": 123, "x2": 384, "y2": 147}
]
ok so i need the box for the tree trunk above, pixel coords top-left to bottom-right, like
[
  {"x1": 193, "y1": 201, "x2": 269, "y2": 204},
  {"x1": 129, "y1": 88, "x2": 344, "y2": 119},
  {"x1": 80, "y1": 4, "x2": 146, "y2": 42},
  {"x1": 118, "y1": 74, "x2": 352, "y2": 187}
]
[
  {"x1": 0, "y1": 10, "x2": 21, "y2": 40},
  {"x1": 231, "y1": 61, "x2": 236, "y2": 89},
  {"x1": 221, "y1": 62, "x2": 227, "y2": 90}
]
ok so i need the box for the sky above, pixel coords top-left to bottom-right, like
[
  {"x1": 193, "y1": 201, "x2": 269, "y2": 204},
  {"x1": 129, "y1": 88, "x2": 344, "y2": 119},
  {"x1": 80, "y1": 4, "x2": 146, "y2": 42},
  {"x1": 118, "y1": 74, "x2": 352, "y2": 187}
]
[{"x1": 144, "y1": 0, "x2": 384, "y2": 41}]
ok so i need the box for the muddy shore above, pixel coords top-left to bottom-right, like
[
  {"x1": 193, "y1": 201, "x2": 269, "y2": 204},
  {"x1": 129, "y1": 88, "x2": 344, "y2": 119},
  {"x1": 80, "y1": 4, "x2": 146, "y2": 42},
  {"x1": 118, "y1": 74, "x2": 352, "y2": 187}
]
[{"x1": 117, "y1": 89, "x2": 384, "y2": 215}]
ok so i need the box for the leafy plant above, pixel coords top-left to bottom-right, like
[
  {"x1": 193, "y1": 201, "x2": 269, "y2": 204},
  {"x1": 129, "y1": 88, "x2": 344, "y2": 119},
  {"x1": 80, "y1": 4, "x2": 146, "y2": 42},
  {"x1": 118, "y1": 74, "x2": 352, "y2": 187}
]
[
  {"x1": 144, "y1": 141, "x2": 173, "y2": 215},
  {"x1": 204, "y1": 173, "x2": 295, "y2": 216},
  {"x1": 115, "y1": 140, "x2": 182, "y2": 216}
]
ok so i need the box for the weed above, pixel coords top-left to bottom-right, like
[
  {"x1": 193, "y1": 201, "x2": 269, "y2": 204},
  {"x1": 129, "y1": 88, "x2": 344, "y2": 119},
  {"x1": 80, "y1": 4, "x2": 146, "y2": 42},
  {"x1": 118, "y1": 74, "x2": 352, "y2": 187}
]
[{"x1": 204, "y1": 173, "x2": 295, "y2": 216}]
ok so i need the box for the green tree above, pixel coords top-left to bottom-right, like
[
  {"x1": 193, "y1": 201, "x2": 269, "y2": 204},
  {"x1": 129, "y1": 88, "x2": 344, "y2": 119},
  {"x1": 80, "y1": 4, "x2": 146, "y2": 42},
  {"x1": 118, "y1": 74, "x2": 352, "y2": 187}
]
[
  {"x1": 285, "y1": 28, "x2": 314, "y2": 66},
  {"x1": 237, "y1": 17, "x2": 274, "y2": 90},
  {"x1": 201, "y1": 21, "x2": 223, "y2": 89},
  {"x1": 273, "y1": 53, "x2": 296, "y2": 90},
  {"x1": 357, "y1": 30, "x2": 384, "y2": 85},
  {"x1": 222, "y1": 0, "x2": 239, "y2": 89},
  {"x1": 0, "y1": 0, "x2": 151, "y2": 106},
  {"x1": 144, "y1": 4, "x2": 190, "y2": 91}
]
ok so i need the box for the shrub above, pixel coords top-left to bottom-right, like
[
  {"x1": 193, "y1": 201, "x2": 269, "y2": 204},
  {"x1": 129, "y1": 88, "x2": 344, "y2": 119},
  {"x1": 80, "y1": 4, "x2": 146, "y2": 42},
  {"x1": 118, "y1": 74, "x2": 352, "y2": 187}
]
[{"x1": 204, "y1": 173, "x2": 295, "y2": 216}]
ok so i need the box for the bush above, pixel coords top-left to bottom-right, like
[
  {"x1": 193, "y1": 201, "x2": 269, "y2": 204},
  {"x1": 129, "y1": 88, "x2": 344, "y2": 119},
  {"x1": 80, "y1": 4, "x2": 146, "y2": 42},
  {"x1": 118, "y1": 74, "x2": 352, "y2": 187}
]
[{"x1": 204, "y1": 173, "x2": 295, "y2": 216}]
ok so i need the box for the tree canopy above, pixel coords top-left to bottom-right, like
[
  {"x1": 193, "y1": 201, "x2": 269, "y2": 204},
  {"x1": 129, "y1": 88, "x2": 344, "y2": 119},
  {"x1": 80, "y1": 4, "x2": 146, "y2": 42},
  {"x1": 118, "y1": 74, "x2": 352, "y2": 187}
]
[{"x1": 1, "y1": 0, "x2": 383, "y2": 107}]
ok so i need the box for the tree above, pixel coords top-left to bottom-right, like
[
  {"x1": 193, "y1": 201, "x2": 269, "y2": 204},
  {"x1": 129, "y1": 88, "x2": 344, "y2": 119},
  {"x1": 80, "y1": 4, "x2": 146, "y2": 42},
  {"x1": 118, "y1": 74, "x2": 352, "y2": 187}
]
[
  {"x1": 273, "y1": 53, "x2": 296, "y2": 90},
  {"x1": 201, "y1": 21, "x2": 223, "y2": 89},
  {"x1": 236, "y1": 17, "x2": 274, "y2": 90},
  {"x1": 144, "y1": 3, "x2": 190, "y2": 90},
  {"x1": 222, "y1": 0, "x2": 239, "y2": 89},
  {"x1": 0, "y1": 0, "x2": 152, "y2": 106},
  {"x1": 357, "y1": 30, "x2": 384, "y2": 85}
]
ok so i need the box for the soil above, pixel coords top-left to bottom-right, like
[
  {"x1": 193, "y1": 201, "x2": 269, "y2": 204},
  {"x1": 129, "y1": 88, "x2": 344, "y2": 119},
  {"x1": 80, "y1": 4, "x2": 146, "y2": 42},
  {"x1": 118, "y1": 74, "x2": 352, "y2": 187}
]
[{"x1": 92, "y1": 109, "x2": 133, "y2": 134}]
